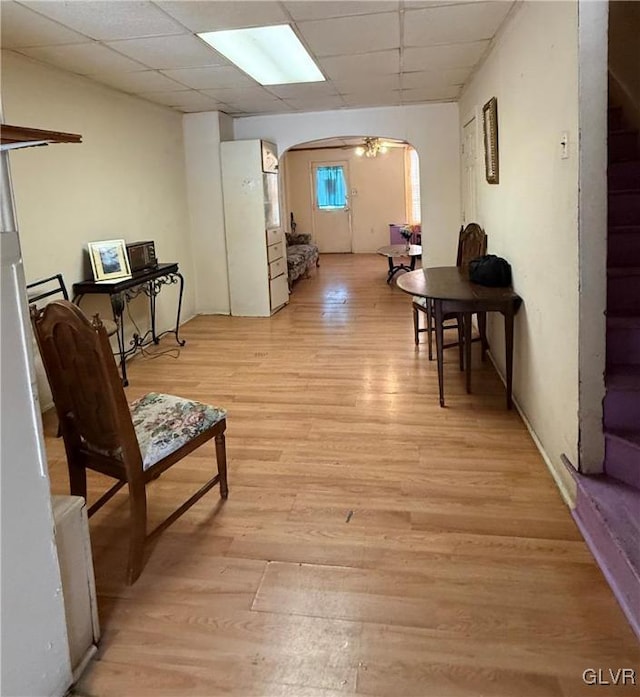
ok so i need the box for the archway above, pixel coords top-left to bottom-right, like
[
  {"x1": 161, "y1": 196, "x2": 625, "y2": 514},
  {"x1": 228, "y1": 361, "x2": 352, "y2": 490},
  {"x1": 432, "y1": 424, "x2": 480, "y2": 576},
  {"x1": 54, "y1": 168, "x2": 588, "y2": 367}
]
[{"x1": 279, "y1": 136, "x2": 421, "y2": 254}]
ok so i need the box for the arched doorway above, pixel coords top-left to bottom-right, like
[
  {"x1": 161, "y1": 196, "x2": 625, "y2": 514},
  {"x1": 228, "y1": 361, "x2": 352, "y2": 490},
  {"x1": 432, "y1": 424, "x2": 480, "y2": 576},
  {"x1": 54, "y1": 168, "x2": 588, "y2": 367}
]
[{"x1": 280, "y1": 136, "x2": 421, "y2": 254}]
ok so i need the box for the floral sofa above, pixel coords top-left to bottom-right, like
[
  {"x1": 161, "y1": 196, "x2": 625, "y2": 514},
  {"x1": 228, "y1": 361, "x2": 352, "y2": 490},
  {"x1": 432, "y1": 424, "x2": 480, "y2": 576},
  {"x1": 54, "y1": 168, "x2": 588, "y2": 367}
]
[{"x1": 285, "y1": 232, "x2": 319, "y2": 287}]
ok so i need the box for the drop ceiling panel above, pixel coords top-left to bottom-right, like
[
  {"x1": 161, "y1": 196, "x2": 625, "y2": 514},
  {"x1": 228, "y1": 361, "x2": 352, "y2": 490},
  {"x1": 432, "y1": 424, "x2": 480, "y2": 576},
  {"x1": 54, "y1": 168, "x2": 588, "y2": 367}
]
[
  {"x1": 402, "y1": 85, "x2": 460, "y2": 102},
  {"x1": 266, "y1": 82, "x2": 340, "y2": 99},
  {"x1": 402, "y1": 68, "x2": 469, "y2": 89},
  {"x1": 105, "y1": 35, "x2": 227, "y2": 69},
  {"x1": 297, "y1": 12, "x2": 400, "y2": 57},
  {"x1": 0, "y1": 1, "x2": 91, "y2": 48},
  {"x1": 23, "y1": 1, "x2": 186, "y2": 40},
  {"x1": 341, "y1": 91, "x2": 401, "y2": 107},
  {"x1": 334, "y1": 74, "x2": 401, "y2": 94},
  {"x1": 403, "y1": 40, "x2": 490, "y2": 72},
  {"x1": 224, "y1": 101, "x2": 294, "y2": 116},
  {"x1": 145, "y1": 90, "x2": 222, "y2": 109},
  {"x1": 318, "y1": 50, "x2": 400, "y2": 80},
  {"x1": 220, "y1": 97, "x2": 284, "y2": 110},
  {"x1": 138, "y1": 89, "x2": 195, "y2": 106},
  {"x1": 3, "y1": 0, "x2": 515, "y2": 115},
  {"x1": 90, "y1": 70, "x2": 186, "y2": 93},
  {"x1": 284, "y1": 1, "x2": 398, "y2": 22},
  {"x1": 156, "y1": 1, "x2": 290, "y2": 32},
  {"x1": 160, "y1": 65, "x2": 255, "y2": 89},
  {"x1": 201, "y1": 86, "x2": 279, "y2": 102},
  {"x1": 18, "y1": 43, "x2": 146, "y2": 75},
  {"x1": 284, "y1": 95, "x2": 347, "y2": 111},
  {"x1": 404, "y1": 2, "x2": 512, "y2": 47}
]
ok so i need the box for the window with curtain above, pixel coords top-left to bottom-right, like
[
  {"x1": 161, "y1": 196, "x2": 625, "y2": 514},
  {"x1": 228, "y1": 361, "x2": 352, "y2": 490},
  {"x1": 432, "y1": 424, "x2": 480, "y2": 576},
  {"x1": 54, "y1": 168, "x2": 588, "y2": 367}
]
[
  {"x1": 315, "y1": 166, "x2": 347, "y2": 210},
  {"x1": 405, "y1": 148, "x2": 421, "y2": 225}
]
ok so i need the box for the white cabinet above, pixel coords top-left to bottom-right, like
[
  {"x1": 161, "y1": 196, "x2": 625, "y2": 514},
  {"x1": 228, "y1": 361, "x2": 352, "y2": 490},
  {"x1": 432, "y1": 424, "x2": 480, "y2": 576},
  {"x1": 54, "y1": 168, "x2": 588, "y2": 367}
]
[
  {"x1": 221, "y1": 139, "x2": 289, "y2": 316},
  {"x1": 52, "y1": 495, "x2": 100, "y2": 682}
]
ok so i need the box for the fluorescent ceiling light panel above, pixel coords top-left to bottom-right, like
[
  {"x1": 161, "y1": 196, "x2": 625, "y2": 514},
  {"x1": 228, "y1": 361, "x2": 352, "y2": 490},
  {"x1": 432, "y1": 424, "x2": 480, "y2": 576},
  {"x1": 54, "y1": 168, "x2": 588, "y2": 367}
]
[{"x1": 198, "y1": 25, "x2": 324, "y2": 86}]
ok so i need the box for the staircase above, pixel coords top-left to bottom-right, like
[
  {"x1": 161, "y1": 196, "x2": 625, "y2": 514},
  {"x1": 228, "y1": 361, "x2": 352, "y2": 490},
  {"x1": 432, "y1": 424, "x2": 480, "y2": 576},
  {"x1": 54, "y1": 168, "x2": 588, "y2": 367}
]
[
  {"x1": 571, "y1": 103, "x2": 640, "y2": 640},
  {"x1": 605, "y1": 105, "x2": 640, "y2": 488}
]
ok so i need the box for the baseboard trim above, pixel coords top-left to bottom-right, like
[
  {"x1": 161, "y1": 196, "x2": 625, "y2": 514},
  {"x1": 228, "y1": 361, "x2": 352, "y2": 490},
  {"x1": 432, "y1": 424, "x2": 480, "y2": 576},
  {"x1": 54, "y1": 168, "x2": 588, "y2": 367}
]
[
  {"x1": 572, "y1": 501, "x2": 640, "y2": 641},
  {"x1": 486, "y1": 351, "x2": 577, "y2": 509}
]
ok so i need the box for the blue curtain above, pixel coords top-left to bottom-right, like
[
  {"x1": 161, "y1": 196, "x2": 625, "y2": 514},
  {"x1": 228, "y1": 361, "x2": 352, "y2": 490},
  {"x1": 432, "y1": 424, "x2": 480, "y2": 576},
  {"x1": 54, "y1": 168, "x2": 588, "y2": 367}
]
[{"x1": 316, "y1": 166, "x2": 346, "y2": 209}]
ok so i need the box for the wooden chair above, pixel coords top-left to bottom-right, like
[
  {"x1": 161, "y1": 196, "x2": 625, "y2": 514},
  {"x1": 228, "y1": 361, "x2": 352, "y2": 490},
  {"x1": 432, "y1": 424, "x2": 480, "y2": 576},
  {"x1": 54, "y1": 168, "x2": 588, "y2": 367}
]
[
  {"x1": 412, "y1": 223, "x2": 488, "y2": 363},
  {"x1": 30, "y1": 299, "x2": 228, "y2": 584}
]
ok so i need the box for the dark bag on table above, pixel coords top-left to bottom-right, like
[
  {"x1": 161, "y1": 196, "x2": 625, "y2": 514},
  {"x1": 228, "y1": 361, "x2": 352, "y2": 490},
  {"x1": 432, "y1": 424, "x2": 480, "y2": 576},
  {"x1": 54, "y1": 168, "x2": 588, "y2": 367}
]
[{"x1": 468, "y1": 255, "x2": 512, "y2": 287}]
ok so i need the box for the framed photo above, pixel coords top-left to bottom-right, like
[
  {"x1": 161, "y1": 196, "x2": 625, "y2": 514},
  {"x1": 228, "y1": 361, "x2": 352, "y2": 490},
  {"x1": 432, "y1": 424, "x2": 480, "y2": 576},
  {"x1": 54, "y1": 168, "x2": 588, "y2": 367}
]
[
  {"x1": 87, "y1": 239, "x2": 131, "y2": 282},
  {"x1": 482, "y1": 97, "x2": 499, "y2": 184}
]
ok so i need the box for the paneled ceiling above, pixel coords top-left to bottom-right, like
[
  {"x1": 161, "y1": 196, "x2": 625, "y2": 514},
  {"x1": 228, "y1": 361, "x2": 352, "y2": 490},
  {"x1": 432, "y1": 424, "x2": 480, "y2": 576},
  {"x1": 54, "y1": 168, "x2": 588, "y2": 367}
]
[{"x1": 1, "y1": 0, "x2": 515, "y2": 116}]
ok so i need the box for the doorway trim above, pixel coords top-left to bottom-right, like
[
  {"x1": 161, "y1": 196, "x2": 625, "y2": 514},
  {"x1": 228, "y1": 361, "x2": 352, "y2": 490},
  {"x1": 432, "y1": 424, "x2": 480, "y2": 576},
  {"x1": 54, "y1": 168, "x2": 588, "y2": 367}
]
[{"x1": 576, "y1": 0, "x2": 608, "y2": 474}]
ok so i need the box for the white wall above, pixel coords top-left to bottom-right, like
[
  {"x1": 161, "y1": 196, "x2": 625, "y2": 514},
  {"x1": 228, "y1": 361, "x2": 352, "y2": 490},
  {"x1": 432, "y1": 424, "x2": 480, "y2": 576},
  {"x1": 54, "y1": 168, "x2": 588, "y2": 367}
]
[
  {"x1": 183, "y1": 112, "x2": 230, "y2": 313},
  {"x1": 284, "y1": 145, "x2": 407, "y2": 252},
  {"x1": 1, "y1": 51, "x2": 195, "y2": 402},
  {"x1": 459, "y1": 1, "x2": 581, "y2": 493}
]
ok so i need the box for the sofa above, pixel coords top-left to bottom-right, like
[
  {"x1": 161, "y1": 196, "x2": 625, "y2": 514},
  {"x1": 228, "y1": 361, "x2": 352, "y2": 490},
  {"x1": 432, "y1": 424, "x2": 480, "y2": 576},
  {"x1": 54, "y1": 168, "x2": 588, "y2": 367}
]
[{"x1": 285, "y1": 232, "x2": 319, "y2": 288}]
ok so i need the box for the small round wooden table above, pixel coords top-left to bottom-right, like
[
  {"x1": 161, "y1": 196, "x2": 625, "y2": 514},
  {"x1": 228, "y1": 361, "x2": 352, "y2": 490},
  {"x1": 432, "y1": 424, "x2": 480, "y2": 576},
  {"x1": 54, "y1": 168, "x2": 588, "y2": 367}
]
[
  {"x1": 397, "y1": 266, "x2": 522, "y2": 409},
  {"x1": 376, "y1": 244, "x2": 422, "y2": 284}
]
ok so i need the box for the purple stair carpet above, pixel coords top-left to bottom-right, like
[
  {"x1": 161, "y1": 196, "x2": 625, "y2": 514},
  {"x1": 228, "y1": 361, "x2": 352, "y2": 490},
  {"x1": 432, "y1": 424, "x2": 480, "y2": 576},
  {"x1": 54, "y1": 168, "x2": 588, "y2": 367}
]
[
  {"x1": 571, "y1": 473, "x2": 640, "y2": 638},
  {"x1": 572, "y1": 102, "x2": 640, "y2": 639}
]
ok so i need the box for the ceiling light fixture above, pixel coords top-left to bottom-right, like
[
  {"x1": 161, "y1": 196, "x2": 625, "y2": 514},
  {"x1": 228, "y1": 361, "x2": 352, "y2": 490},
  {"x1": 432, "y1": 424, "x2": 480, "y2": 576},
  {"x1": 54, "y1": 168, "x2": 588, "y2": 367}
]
[
  {"x1": 355, "y1": 137, "x2": 388, "y2": 158},
  {"x1": 197, "y1": 25, "x2": 325, "y2": 86}
]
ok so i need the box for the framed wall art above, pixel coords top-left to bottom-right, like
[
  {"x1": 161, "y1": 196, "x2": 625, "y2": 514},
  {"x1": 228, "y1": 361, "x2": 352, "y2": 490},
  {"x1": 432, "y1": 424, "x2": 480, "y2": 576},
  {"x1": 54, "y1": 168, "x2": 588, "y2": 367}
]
[
  {"x1": 87, "y1": 239, "x2": 131, "y2": 282},
  {"x1": 482, "y1": 97, "x2": 499, "y2": 184}
]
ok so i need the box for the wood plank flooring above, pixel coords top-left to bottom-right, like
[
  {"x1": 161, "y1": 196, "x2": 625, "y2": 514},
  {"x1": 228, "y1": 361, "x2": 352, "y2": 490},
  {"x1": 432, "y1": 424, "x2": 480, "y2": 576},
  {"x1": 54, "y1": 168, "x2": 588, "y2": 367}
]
[{"x1": 43, "y1": 254, "x2": 639, "y2": 696}]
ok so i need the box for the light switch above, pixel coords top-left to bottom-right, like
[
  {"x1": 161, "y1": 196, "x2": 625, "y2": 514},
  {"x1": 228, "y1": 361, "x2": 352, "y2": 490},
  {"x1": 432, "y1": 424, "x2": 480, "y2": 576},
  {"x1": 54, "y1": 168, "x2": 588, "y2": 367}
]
[{"x1": 560, "y1": 132, "x2": 569, "y2": 159}]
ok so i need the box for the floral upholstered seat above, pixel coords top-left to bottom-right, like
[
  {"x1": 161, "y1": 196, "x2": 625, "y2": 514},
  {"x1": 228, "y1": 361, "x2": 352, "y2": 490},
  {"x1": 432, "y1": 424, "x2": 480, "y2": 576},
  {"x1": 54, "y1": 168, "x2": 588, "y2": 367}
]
[
  {"x1": 413, "y1": 296, "x2": 427, "y2": 308},
  {"x1": 285, "y1": 232, "x2": 319, "y2": 287},
  {"x1": 130, "y1": 392, "x2": 227, "y2": 470}
]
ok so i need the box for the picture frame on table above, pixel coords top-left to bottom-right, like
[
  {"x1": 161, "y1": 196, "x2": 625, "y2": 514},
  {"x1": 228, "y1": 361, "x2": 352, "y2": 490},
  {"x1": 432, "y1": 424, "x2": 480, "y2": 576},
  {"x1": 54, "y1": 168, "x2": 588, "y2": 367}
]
[
  {"x1": 87, "y1": 239, "x2": 131, "y2": 282},
  {"x1": 483, "y1": 97, "x2": 499, "y2": 184}
]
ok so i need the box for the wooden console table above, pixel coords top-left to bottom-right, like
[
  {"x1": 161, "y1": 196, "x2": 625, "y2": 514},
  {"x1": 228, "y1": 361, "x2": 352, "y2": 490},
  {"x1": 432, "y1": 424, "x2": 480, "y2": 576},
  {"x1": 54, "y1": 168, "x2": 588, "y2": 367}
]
[{"x1": 73, "y1": 263, "x2": 185, "y2": 386}]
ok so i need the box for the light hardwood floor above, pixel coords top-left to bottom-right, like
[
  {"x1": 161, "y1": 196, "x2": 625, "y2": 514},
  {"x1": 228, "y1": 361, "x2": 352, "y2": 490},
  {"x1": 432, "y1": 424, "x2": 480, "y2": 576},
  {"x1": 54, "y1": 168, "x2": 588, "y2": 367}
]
[{"x1": 43, "y1": 254, "x2": 639, "y2": 696}]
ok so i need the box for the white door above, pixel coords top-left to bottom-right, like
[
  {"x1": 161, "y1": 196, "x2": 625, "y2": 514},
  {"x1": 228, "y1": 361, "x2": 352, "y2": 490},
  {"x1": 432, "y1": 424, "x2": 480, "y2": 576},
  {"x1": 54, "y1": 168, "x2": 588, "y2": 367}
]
[
  {"x1": 462, "y1": 117, "x2": 478, "y2": 224},
  {"x1": 311, "y1": 161, "x2": 352, "y2": 252}
]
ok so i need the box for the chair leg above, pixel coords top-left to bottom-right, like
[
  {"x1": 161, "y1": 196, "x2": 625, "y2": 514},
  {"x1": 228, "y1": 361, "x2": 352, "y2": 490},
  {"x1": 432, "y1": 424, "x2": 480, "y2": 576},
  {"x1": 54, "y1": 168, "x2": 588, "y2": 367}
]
[
  {"x1": 426, "y1": 300, "x2": 433, "y2": 361},
  {"x1": 478, "y1": 311, "x2": 489, "y2": 361},
  {"x1": 215, "y1": 432, "x2": 229, "y2": 499},
  {"x1": 69, "y1": 463, "x2": 87, "y2": 500},
  {"x1": 457, "y1": 313, "x2": 464, "y2": 371},
  {"x1": 127, "y1": 480, "x2": 147, "y2": 585},
  {"x1": 412, "y1": 305, "x2": 419, "y2": 345}
]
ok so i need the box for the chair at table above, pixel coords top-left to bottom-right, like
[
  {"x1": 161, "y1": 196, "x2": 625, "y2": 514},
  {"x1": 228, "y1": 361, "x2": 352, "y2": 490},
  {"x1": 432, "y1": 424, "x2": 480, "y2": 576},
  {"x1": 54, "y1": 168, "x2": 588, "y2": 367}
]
[
  {"x1": 412, "y1": 223, "x2": 487, "y2": 363},
  {"x1": 30, "y1": 299, "x2": 228, "y2": 584}
]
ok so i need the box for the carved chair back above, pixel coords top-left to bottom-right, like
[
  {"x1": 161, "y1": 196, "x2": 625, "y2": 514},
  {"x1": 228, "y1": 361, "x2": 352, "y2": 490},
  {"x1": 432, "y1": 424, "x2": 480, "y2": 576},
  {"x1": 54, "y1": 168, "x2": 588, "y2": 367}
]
[
  {"x1": 456, "y1": 223, "x2": 488, "y2": 272},
  {"x1": 30, "y1": 300, "x2": 142, "y2": 479}
]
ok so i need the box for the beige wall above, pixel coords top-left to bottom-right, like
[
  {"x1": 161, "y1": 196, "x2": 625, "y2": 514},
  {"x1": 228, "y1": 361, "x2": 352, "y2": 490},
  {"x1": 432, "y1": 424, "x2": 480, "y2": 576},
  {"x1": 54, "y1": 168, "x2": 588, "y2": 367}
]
[
  {"x1": 283, "y1": 145, "x2": 407, "y2": 253},
  {"x1": 459, "y1": 1, "x2": 580, "y2": 499},
  {"x1": 2, "y1": 51, "x2": 194, "y2": 403}
]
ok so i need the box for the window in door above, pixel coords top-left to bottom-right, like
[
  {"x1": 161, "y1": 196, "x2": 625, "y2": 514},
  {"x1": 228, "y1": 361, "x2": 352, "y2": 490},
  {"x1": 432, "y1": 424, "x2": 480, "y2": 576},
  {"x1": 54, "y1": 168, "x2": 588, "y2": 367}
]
[{"x1": 315, "y1": 165, "x2": 347, "y2": 210}]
